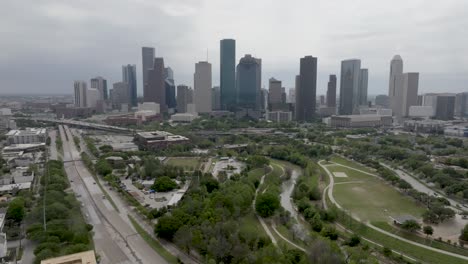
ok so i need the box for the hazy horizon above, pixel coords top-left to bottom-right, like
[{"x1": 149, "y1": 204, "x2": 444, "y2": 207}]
[{"x1": 1, "y1": 0, "x2": 467, "y2": 96}]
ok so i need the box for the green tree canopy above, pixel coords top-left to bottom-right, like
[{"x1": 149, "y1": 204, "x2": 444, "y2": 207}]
[{"x1": 255, "y1": 192, "x2": 280, "y2": 218}]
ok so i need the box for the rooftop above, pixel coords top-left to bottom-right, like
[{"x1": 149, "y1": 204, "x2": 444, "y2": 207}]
[
  {"x1": 6, "y1": 128, "x2": 47, "y2": 136},
  {"x1": 41, "y1": 250, "x2": 97, "y2": 264}
]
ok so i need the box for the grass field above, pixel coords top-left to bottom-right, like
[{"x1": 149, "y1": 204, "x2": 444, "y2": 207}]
[
  {"x1": 328, "y1": 165, "x2": 425, "y2": 222},
  {"x1": 165, "y1": 157, "x2": 201, "y2": 170},
  {"x1": 330, "y1": 155, "x2": 375, "y2": 174}
]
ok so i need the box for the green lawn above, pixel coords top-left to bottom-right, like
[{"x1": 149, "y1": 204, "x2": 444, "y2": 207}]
[
  {"x1": 328, "y1": 165, "x2": 425, "y2": 222},
  {"x1": 165, "y1": 157, "x2": 201, "y2": 170},
  {"x1": 330, "y1": 155, "x2": 375, "y2": 174}
]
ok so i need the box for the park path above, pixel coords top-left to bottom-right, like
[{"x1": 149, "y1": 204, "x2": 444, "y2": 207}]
[
  {"x1": 252, "y1": 165, "x2": 277, "y2": 245},
  {"x1": 319, "y1": 160, "x2": 468, "y2": 262}
]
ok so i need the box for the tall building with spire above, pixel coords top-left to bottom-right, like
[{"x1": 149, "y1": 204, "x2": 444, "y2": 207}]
[{"x1": 389, "y1": 55, "x2": 404, "y2": 116}]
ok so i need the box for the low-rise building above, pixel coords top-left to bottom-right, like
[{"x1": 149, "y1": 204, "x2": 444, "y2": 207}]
[
  {"x1": 444, "y1": 125, "x2": 468, "y2": 137},
  {"x1": 171, "y1": 113, "x2": 199, "y2": 123},
  {"x1": 403, "y1": 119, "x2": 449, "y2": 134},
  {"x1": 6, "y1": 128, "x2": 47, "y2": 145},
  {"x1": 134, "y1": 131, "x2": 190, "y2": 150},
  {"x1": 409, "y1": 106, "x2": 434, "y2": 118},
  {"x1": 267, "y1": 111, "x2": 292, "y2": 122},
  {"x1": 329, "y1": 114, "x2": 393, "y2": 128}
]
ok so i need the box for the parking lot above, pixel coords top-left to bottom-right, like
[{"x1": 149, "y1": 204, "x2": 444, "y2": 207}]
[{"x1": 211, "y1": 158, "x2": 245, "y2": 178}]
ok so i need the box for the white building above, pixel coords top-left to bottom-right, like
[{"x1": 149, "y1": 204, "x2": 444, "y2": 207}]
[
  {"x1": 287, "y1": 88, "x2": 296, "y2": 104},
  {"x1": 74, "y1": 81, "x2": 87, "y2": 107},
  {"x1": 187, "y1": 103, "x2": 197, "y2": 114},
  {"x1": 444, "y1": 126, "x2": 468, "y2": 137},
  {"x1": 6, "y1": 128, "x2": 47, "y2": 145},
  {"x1": 329, "y1": 114, "x2": 393, "y2": 128},
  {"x1": 86, "y1": 88, "x2": 99, "y2": 108},
  {"x1": 171, "y1": 113, "x2": 199, "y2": 123},
  {"x1": 90, "y1": 76, "x2": 107, "y2": 101},
  {"x1": 194, "y1": 61, "x2": 212, "y2": 113},
  {"x1": 267, "y1": 111, "x2": 292, "y2": 123},
  {"x1": 138, "y1": 102, "x2": 160, "y2": 114},
  {"x1": 389, "y1": 55, "x2": 403, "y2": 116},
  {"x1": 0, "y1": 108, "x2": 16, "y2": 130},
  {"x1": 359, "y1": 107, "x2": 392, "y2": 116},
  {"x1": 409, "y1": 106, "x2": 434, "y2": 118}
]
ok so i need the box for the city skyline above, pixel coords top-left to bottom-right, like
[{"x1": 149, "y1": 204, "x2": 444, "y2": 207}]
[{"x1": 1, "y1": 1, "x2": 467, "y2": 96}]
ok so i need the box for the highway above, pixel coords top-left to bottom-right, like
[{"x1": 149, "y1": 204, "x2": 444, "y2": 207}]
[{"x1": 58, "y1": 125, "x2": 168, "y2": 264}]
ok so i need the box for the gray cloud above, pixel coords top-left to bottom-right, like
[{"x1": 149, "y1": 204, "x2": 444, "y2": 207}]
[{"x1": 0, "y1": 0, "x2": 467, "y2": 96}]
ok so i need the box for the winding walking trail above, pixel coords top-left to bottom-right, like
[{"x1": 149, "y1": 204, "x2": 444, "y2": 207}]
[{"x1": 319, "y1": 160, "x2": 468, "y2": 262}]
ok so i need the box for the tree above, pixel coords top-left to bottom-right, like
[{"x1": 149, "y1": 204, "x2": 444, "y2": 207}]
[
  {"x1": 346, "y1": 234, "x2": 361, "y2": 247},
  {"x1": 423, "y1": 225, "x2": 434, "y2": 238},
  {"x1": 309, "y1": 213, "x2": 323, "y2": 232},
  {"x1": 6, "y1": 197, "x2": 25, "y2": 223},
  {"x1": 255, "y1": 192, "x2": 280, "y2": 217},
  {"x1": 155, "y1": 215, "x2": 183, "y2": 241},
  {"x1": 95, "y1": 159, "x2": 112, "y2": 175},
  {"x1": 152, "y1": 176, "x2": 178, "y2": 192},
  {"x1": 460, "y1": 224, "x2": 468, "y2": 242},
  {"x1": 99, "y1": 145, "x2": 113, "y2": 153},
  {"x1": 401, "y1": 220, "x2": 421, "y2": 232}
]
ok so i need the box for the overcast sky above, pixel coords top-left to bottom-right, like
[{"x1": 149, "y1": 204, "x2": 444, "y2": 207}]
[{"x1": 1, "y1": 0, "x2": 467, "y2": 96}]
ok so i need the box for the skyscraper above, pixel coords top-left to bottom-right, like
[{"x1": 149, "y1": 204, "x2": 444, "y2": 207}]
[
  {"x1": 400, "y1": 73, "x2": 419, "y2": 117},
  {"x1": 86, "y1": 88, "x2": 99, "y2": 108},
  {"x1": 90, "y1": 77, "x2": 108, "y2": 101},
  {"x1": 339, "y1": 59, "x2": 361, "y2": 115},
  {"x1": 220, "y1": 39, "x2": 236, "y2": 111},
  {"x1": 145, "y1": 58, "x2": 167, "y2": 113},
  {"x1": 194, "y1": 61, "x2": 212, "y2": 113},
  {"x1": 74, "y1": 81, "x2": 87, "y2": 107},
  {"x1": 455, "y1": 92, "x2": 468, "y2": 117},
  {"x1": 122, "y1": 65, "x2": 137, "y2": 107},
  {"x1": 435, "y1": 95, "x2": 456, "y2": 120},
  {"x1": 165, "y1": 79, "x2": 176, "y2": 110},
  {"x1": 296, "y1": 56, "x2": 317, "y2": 122},
  {"x1": 358, "y1": 69, "x2": 368, "y2": 106},
  {"x1": 388, "y1": 55, "x2": 404, "y2": 115},
  {"x1": 326, "y1": 75, "x2": 336, "y2": 107},
  {"x1": 142, "y1": 47, "x2": 155, "y2": 97},
  {"x1": 268, "y1": 78, "x2": 282, "y2": 110},
  {"x1": 110, "y1": 82, "x2": 130, "y2": 110},
  {"x1": 212, "y1": 86, "x2": 221, "y2": 110},
  {"x1": 288, "y1": 88, "x2": 296, "y2": 104},
  {"x1": 176, "y1": 85, "x2": 192, "y2": 113},
  {"x1": 236, "y1": 54, "x2": 261, "y2": 110}
]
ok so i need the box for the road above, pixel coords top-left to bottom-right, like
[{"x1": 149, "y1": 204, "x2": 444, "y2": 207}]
[
  {"x1": 59, "y1": 125, "x2": 168, "y2": 264},
  {"x1": 380, "y1": 163, "x2": 465, "y2": 210},
  {"x1": 48, "y1": 130, "x2": 59, "y2": 160},
  {"x1": 319, "y1": 160, "x2": 468, "y2": 262}
]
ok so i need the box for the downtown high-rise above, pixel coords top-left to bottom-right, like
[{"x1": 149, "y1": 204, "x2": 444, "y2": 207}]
[
  {"x1": 90, "y1": 76, "x2": 108, "y2": 101},
  {"x1": 74, "y1": 81, "x2": 87, "y2": 107},
  {"x1": 146, "y1": 58, "x2": 167, "y2": 113},
  {"x1": 220, "y1": 39, "x2": 236, "y2": 111},
  {"x1": 296, "y1": 56, "x2": 317, "y2": 122},
  {"x1": 388, "y1": 55, "x2": 419, "y2": 118},
  {"x1": 326, "y1": 75, "x2": 337, "y2": 107},
  {"x1": 122, "y1": 64, "x2": 137, "y2": 107},
  {"x1": 236, "y1": 54, "x2": 261, "y2": 110},
  {"x1": 194, "y1": 61, "x2": 212, "y2": 113},
  {"x1": 339, "y1": 59, "x2": 361, "y2": 115},
  {"x1": 142, "y1": 47, "x2": 155, "y2": 100}
]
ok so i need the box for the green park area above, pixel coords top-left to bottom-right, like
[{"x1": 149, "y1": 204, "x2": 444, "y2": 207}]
[
  {"x1": 327, "y1": 161, "x2": 425, "y2": 223},
  {"x1": 165, "y1": 157, "x2": 201, "y2": 170}
]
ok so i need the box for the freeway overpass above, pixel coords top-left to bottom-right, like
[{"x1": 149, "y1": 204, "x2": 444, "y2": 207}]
[{"x1": 16, "y1": 117, "x2": 136, "y2": 134}]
